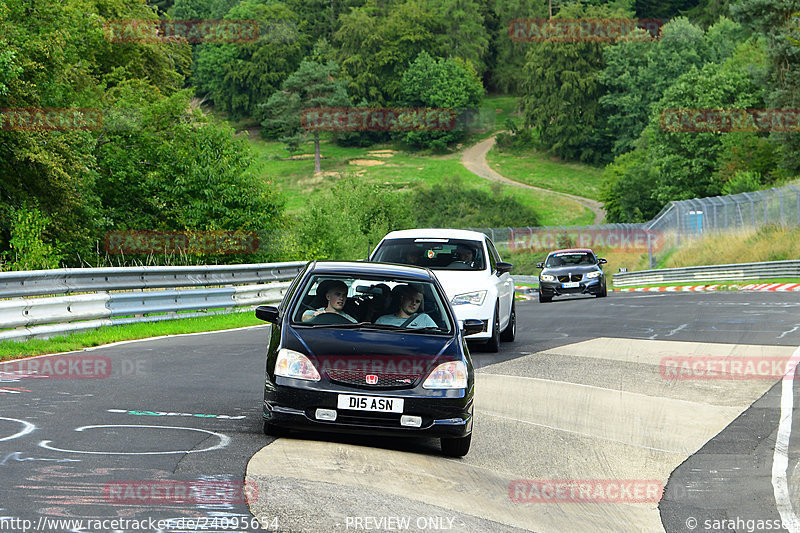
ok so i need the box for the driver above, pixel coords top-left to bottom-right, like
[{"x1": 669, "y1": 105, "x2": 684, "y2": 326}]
[
  {"x1": 301, "y1": 280, "x2": 357, "y2": 322},
  {"x1": 376, "y1": 285, "x2": 437, "y2": 329},
  {"x1": 454, "y1": 244, "x2": 475, "y2": 267}
]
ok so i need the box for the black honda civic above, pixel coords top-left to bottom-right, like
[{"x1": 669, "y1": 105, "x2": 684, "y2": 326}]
[{"x1": 254, "y1": 261, "x2": 482, "y2": 457}]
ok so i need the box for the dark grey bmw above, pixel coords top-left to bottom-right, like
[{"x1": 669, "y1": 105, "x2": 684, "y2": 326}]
[
  {"x1": 536, "y1": 248, "x2": 608, "y2": 303},
  {"x1": 254, "y1": 261, "x2": 481, "y2": 457}
]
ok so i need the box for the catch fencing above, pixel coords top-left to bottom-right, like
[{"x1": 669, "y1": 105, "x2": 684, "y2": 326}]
[{"x1": 0, "y1": 263, "x2": 306, "y2": 342}]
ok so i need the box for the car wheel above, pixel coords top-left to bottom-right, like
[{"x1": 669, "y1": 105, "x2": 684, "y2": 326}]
[
  {"x1": 539, "y1": 292, "x2": 552, "y2": 303},
  {"x1": 500, "y1": 300, "x2": 516, "y2": 342},
  {"x1": 483, "y1": 304, "x2": 500, "y2": 353},
  {"x1": 596, "y1": 284, "x2": 607, "y2": 298},
  {"x1": 441, "y1": 433, "x2": 471, "y2": 457}
]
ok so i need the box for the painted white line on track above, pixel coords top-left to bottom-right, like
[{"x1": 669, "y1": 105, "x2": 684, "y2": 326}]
[{"x1": 772, "y1": 344, "x2": 800, "y2": 532}]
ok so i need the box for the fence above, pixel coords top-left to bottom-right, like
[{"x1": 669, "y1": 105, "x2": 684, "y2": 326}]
[
  {"x1": 472, "y1": 185, "x2": 800, "y2": 262},
  {"x1": 0, "y1": 262, "x2": 306, "y2": 342},
  {"x1": 613, "y1": 260, "x2": 800, "y2": 287}
]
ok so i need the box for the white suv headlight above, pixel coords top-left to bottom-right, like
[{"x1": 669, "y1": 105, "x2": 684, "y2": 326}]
[
  {"x1": 423, "y1": 361, "x2": 468, "y2": 389},
  {"x1": 451, "y1": 290, "x2": 487, "y2": 306},
  {"x1": 275, "y1": 349, "x2": 321, "y2": 381},
  {"x1": 586, "y1": 271, "x2": 602, "y2": 278}
]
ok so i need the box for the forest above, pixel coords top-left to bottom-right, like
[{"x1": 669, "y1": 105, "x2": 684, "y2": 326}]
[{"x1": 0, "y1": 0, "x2": 798, "y2": 268}]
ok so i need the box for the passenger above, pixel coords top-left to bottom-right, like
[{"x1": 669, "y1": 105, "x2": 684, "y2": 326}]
[
  {"x1": 301, "y1": 280, "x2": 357, "y2": 322},
  {"x1": 376, "y1": 285, "x2": 437, "y2": 329}
]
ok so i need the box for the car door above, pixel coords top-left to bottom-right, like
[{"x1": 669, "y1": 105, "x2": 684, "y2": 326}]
[{"x1": 486, "y1": 239, "x2": 513, "y2": 330}]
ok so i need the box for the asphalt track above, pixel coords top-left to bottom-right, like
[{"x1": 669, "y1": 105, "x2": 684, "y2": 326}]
[{"x1": 1, "y1": 291, "x2": 800, "y2": 532}]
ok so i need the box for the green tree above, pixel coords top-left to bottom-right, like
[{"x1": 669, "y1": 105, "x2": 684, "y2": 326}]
[
  {"x1": 398, "y1": 51, "x2": 484, "y2": 150},
  {"x1": 425, "y1": 0, "x2": 490, "y2": 76},
  {"x1": 294, "y1": 176, "x2": 412, "y2": 260},
  {"x1": 2, "y1": 206, "x2": 62, "y2": 271},
  {"x1": 95, "y1": 82, "x2": 285, "y2": 242},
  {"x1": 520, "y1": 3, "x2": 625, "y2": 164},
  {"x1": 647, "y1": 54, "x2": 765, "y2": 204},
  {"x1": 600, "y1": 18, "x2": 747, "y2": 157},
  {"x1": 335, "y1": 0, "x2": 441, "y2": 105},
  {"x1": 487, "y1": 0, "x2": 548, "y2": 93},
  {"x1": 731, "y1": 0, "x2": 800, "y2": 177},
  {"x1": 192, "y1": 0, "x2": 307, "y2": 120},
  {"x1": 600, "y1": 148, "x2": 661, "y2": 222},
  {"x1": 260, "y1": 58, "x2": 350, "y2": 172}
]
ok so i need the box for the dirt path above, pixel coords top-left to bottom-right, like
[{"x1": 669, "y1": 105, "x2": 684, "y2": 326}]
[{"x1": 461, "y1": 135, "x2": 606, "y2": 225}]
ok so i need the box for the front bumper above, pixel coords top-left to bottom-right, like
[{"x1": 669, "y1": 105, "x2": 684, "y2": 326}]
[
  {"x1": 539, "y1": 277, "x2": 605, "y2": 297},
  {"x1": 263, "y1": 380, "x2": 473, "y2": 439},
  {"x1": 451, "y1": 302, "x2": 494, "y2": 340}
]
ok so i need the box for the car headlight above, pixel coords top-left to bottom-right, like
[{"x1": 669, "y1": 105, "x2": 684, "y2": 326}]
[
  {"x1": 586, "y1": 271, "x2": 603, "y2": 279},
  {"x1": 540, "y1": 274, "x2": 555, "y2": 282},
  {"x1": 423, "y1": 361, "x2": 468, "y2": 389},
  {"x1": 451, "y1": 290, "x2": 486, "y2": 306},
  {"x1": 275, "y1": 349, "x2": 320, "y2": 381}
]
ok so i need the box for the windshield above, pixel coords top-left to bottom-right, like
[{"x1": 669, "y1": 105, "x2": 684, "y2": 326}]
[
  {"x1": 371, "y1": 238, "x2": 486, "y2": 271},
  {"x1": 545, "y1": 252, "x2": 597, "y2": 268},
  {"x1": 290, "y1": 273, "x2": 453, "y2": 333}
]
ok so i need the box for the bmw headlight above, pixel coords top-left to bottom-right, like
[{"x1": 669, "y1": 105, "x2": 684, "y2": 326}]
[
  {"x1": 541, "y1": 274, "x2": 556, "y2": 282},
  {"x1": 423, "y1": 361, "x2": 468, "y2": 389},
  {"x1": 451, "y1": 290, "x2": 487, "y2": 306},
  {"x1": 586, "y1": 271, "x2": 603, "y2": 279},
  {"x1": 275, "y1": 349, "x2": 321, "y2": 381}
]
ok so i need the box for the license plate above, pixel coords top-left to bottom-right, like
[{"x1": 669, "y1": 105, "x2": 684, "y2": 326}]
[
  {"x1": 337, "y1": 394, "x2": 404, "y2": 413},
  {"x1": 562, "y1": 282, "x2": 580, "y2": 288}
]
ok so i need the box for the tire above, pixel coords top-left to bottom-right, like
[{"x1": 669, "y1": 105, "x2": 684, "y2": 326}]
[
  {"x1": 596, "y1": 284, "x2": 608, "y2": 298},
  {"x1": 483, "y1": 304, "x2": 500, "y2": 353},
  {"x1": 500, "y1": 300, "x2": 516, "y2": 342},
  {"x1": 441, "y1": 433, "x2": 471, "y2": 457},
  {"x1": 539, "y1": 292, "x2": 552, "y2": 303}
]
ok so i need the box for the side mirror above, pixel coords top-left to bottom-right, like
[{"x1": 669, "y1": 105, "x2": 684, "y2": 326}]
[
  {"x1": 462, "y1": 319, "x2": 484, "y2": 337},
  {"x1": 598, "y1": 258, "x2": 607, "y2": 264},
  {"x1": 255, "y1": 305, "x2": 280, "y2": 324},
  {"x1": 536, "y1": 262, "x2": 544, "y2": 269},
  {"x1": 496, "y1": 262, "x2": 513, "y2": 275}
]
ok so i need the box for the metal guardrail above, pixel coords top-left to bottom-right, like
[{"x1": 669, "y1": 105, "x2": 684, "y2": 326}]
[
  {"x1": 0, "y1": 262, "x2": 307, "y2": 342},
  {"x1": 612, "y1": 260, "x2": 800, "y2": 287}
]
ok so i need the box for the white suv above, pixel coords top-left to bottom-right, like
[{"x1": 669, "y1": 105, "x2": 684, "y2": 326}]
[{"x1": 369, "y1": 229, "x2": 515, "y2": 352}]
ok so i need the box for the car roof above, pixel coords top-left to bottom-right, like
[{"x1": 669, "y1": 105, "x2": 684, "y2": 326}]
[
  {"x1": 548, "y1": 248, "x2": 595, "y2": 255},
  {"x1": 308, "y1": 261, "x2": 436, "y2": 281},
  {"x1": 379, "y1": 228, "x2": 488, "y2": 242}
]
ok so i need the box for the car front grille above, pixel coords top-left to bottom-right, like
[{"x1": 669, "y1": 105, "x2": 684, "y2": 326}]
[
  {"x1": 326, "y1": 369, "x2": 421, "y2": 389},
  {"x1": 557, "y1": 274, "x2": 583, "y2": 282}
]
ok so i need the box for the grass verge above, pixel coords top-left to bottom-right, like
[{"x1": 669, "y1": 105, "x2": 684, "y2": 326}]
[{"x1": 0, "y1": 311, "x2": 265, "y2": 360}]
